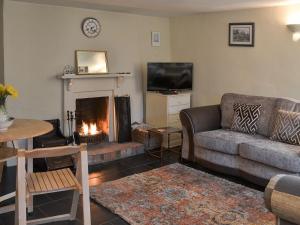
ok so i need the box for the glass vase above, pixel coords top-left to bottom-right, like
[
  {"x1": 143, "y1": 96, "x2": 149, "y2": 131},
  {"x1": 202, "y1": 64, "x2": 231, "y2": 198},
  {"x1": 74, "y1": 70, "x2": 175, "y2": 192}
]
[{"x1": 0, "y1": 98, "x2": 8, "y2": 122}]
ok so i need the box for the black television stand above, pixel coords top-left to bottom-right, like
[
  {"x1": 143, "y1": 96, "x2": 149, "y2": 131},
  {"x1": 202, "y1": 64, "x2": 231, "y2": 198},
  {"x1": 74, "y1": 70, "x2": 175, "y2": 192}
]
[{"x1": 159, "y1": 90, "x2": 178, "y2": 95}]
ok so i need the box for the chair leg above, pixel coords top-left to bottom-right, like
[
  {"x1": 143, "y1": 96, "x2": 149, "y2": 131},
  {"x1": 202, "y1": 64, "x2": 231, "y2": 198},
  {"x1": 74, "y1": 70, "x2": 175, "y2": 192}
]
[
  {"x1": 16, "y1": 155, "x2": 27, "y2": 225},
  {"x1": 15, "y1": 186, "x2": 18, "y2": 225},
  {"x1": 82, "y1": 189, "x2": 91, "y2": 225},
  {"x1": 80, "y1": 150, "x2": 91, "y2": 225},
  {"x1": 70, "y1": 190, "x2": 80, "y2": 220},
  {"x1": 27, "y1": 139, "x2": 34, "y2": 213},
  {"x1": 27, "y1": 158, "x2": 33, "y2": 213}
]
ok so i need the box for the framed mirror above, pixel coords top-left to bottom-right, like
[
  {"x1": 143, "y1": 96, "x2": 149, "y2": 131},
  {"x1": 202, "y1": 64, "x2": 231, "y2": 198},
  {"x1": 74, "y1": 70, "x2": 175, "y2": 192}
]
[{"x1": 76, "y1": 50, "x2": 108, "y2": 75}]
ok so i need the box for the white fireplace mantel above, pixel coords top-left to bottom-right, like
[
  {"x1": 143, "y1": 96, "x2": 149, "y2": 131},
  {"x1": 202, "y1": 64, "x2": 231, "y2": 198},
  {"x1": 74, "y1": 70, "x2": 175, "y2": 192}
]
[
  {"x1": 58, "y1": 72, "x2": 132, "y2": 141},
  {"x1": 57, "y1": 73, "x2": 132, "y2": 90}
]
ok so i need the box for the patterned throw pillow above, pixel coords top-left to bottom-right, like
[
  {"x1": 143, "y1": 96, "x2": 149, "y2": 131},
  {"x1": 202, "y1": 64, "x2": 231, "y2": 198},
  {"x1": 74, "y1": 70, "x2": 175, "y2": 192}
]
[
  {"x1": 231, "y1": 103, "x2": 262, "y2": 134},
  {"x1": 270, "y1": 110, "x2": 300, "y2": 145}
]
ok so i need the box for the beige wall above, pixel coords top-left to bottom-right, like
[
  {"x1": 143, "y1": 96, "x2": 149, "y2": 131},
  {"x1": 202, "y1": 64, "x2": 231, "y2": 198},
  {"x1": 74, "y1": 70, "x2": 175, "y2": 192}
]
[
  {"x1": 170, "y1": 5, "x2": 300, "y2": 106},
  {"x1": 3, "y1": 0, "x2": 171, "y2": 122},
  {"x1": 4, "y1": 1, "x2": 300, "y2": 122}
]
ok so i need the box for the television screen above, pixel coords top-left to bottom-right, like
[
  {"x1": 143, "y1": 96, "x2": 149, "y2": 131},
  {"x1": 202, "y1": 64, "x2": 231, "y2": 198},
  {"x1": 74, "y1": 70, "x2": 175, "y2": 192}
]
[{"x1": 147, "y1": 63, "x2": 193, "y2": 91}]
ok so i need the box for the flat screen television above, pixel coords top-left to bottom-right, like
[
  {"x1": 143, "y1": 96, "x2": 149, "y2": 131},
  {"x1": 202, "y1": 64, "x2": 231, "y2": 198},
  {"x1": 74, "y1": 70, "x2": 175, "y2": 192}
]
[{"x1": 147, "y1": 63, "x2": 193, "y2": 92}]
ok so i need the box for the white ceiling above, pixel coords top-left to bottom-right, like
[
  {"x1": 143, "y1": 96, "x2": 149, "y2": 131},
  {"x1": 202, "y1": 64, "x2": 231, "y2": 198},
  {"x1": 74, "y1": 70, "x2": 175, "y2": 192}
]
[{"x1": 11, "y1": 0, "x2": 300, "y2": 16}]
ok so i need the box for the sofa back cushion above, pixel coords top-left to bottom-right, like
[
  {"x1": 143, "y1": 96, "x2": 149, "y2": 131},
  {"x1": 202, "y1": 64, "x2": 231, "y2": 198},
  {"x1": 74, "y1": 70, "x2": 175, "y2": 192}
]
[
  {"x1": 221, "y1": 93, "x2": 277, "y2": 136},
  {"x1": 273, "y1": 97, "x2": 300, "y2": 113}
]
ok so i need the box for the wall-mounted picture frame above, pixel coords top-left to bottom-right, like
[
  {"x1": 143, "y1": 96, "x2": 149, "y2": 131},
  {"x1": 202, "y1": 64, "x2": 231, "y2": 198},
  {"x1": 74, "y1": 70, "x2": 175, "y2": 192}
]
[
  {"x1": 151, "y1": 31, "x2": 161, "y2": 47},
  {"x1": 76, "y1": 50, "x2": 108, "y2": 75},
  {"x1": 229, "y1": 23, "x2": 255, "y2": 47}
]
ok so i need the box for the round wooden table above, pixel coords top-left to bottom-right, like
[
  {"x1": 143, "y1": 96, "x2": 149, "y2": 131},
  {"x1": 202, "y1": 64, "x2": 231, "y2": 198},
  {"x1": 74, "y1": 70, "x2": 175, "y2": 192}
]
[
  {"x1": 0, "y1": 119, "x2": 53, "y2": 143},
  {"x1": 0, "y1": 119, "x2": 52, "y2": 214}
]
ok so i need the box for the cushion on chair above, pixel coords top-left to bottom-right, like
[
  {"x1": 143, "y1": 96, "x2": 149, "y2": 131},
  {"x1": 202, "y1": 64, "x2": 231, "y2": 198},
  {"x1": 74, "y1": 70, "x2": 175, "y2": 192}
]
[
  {"x1": 231, "y1": 103, "x2": 262, "y2": 134},
  {"x1": 270, "y1": 110, "x2": 300, "y2": 145},
  {"x1": 194, "y1": 129, "x2": 265, "y2": 155},
  {"x1": 239, "y1": 139, "x2": 300, "y2": 172},
  {"x1": 221, "y1": 93, "x2": 277, "y2": 136}
]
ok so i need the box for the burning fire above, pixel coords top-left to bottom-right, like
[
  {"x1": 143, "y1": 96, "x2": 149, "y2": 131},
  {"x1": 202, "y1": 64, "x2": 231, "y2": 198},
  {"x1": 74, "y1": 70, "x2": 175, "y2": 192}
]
[
  {"x1": 80, "y1": 120, "x2": 109, "y2": 136},
  {"x1": 81, "y1": 121, "x2": 100, "y2": 136}
]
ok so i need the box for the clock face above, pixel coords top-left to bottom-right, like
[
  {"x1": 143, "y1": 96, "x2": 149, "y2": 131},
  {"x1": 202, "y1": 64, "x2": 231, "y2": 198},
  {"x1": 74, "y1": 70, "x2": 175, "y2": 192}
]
[{"x1": 82, "y1": 18, "x2": 101, "y2": 38}]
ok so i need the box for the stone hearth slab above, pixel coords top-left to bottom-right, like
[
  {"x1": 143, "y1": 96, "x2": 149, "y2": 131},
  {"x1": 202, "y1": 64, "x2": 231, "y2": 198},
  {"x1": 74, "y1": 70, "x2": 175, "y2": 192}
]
[{"x1": 87, "y1": 142, "x2": 144, "y2": 165}]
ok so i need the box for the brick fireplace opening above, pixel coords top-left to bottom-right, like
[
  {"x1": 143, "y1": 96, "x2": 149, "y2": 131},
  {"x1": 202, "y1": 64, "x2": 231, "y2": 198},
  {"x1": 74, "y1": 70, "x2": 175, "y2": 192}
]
[{"x1": 75, "y1": 97, "x2": 109, "y2": 144}]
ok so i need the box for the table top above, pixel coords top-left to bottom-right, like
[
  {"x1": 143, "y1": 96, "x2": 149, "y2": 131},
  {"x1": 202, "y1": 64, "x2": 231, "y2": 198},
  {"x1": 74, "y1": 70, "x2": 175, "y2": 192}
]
[
  {"x1": 149, "y1": 127, "x2": 182, "y2": 134},
  {"x1": 0, "y1": 119, "x2": 53, "y2": 143}
]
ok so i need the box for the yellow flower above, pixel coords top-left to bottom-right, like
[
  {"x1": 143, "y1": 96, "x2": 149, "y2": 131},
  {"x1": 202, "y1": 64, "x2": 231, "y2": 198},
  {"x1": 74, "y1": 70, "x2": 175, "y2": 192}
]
[
  {"x1": 5, "y1": 84, "x2": 18, "y2": 98},
  {"x1": 0, "y1": 84, "x2": 5, "y2": 95}
]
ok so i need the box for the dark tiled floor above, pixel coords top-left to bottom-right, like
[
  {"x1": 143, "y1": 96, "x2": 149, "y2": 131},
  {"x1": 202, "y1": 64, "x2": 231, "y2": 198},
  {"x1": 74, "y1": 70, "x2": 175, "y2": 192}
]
[{"x1": 0, "y1": 151, "x2": 263, "y2": 225}]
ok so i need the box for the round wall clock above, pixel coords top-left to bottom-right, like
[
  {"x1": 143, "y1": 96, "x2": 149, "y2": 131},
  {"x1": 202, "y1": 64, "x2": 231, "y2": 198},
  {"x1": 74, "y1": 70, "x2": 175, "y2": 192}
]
[{"x1": 82, "y1": 17, "x2": 101, "y2": 38}]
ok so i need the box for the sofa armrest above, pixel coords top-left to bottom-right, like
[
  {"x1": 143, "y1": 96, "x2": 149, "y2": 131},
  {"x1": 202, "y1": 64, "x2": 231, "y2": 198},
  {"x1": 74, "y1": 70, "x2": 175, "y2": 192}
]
[
  {"x1": 179, "y1": 105, "x2": 221, "y2": 161},
  {"x1": 265, "y1": 174, "x2": 300, "y2": 225}
]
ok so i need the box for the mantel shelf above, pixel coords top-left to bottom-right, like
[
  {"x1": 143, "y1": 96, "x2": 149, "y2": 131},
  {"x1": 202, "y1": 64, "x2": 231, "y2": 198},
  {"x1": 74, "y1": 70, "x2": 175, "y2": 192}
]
[
  {"x1": 57, "y1": 73, "x2": 132, "y2": 90},
  {"x1": 58, "y1": 73, "x2": 132, "y2": 80}
]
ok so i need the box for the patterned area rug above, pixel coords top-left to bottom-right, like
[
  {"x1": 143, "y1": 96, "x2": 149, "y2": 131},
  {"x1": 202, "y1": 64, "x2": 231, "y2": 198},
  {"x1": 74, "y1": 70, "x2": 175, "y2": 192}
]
[{"x1": 90, "y1": 163, "x2": 275, "y2": 225}]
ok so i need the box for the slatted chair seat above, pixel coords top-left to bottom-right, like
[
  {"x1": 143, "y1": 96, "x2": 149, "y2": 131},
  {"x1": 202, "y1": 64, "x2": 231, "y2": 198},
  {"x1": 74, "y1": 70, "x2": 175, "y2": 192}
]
[{"x1": 26, "y1": 168, "x2": 81, "y2": 195}]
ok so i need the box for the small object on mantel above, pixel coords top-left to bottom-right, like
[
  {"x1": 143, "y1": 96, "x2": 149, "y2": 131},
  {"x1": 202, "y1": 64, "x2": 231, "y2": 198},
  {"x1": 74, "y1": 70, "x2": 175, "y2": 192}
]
[{"x1": 63, "y1": 65, "x2": 75, "y2": 74}]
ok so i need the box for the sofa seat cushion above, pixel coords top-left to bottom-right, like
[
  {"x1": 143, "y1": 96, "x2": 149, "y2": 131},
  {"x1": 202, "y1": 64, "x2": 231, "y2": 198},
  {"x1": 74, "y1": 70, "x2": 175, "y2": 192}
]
[
  {"x1": 239, "y1": 139, "x2": 300, "y2": 172},
  {"x1": 194, "y1": 129, "x2": 265, "y2": 155}
]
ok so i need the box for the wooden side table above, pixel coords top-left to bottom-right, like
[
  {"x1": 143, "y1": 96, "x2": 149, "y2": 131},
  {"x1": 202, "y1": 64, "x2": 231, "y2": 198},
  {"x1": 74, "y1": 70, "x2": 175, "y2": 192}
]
[{"x1": 147, "y1": 127, "x2": 183, "y2": 165}]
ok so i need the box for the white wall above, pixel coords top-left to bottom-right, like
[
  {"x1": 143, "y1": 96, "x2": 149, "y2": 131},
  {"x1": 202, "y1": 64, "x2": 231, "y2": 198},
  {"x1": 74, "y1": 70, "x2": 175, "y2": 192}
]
[
  {"x1": 170, "y1": 5, "x2": 300, "y2": 106},
  {"x1": 3, "y1": 0, "x2": 171, "y2": 122}
]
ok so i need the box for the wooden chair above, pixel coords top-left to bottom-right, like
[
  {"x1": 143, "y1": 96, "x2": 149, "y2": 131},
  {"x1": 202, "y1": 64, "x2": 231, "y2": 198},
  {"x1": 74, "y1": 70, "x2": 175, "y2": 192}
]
[{"x1": 15, "y1": 144, "x2": 91, "y2": 225}]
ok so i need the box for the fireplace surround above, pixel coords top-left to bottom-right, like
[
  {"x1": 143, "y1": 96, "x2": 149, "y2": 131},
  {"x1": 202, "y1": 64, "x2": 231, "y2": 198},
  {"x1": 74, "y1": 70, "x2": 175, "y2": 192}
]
[{"x1": 60, "y1": 73, "x2": 132, "y2": 143}]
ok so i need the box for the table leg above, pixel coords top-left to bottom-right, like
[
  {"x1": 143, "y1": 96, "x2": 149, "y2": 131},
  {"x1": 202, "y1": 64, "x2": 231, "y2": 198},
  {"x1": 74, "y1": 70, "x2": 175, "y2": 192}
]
[
  {"x1": 179, "y1": 131, "x2": 183, "y2": 162},
  {"x1": 27, "y1": 138, "x2": 34, "y2": 213},
  {"x1": 160, "y1": 133, "x2": 165, "y2": 166},
  {"x1": 160, "y1": 146, "x2": 163, "y2": 166},
  {"x1": 0, "y1": 143, "x2": 5, "y2": 181},
  {"x1": 0, "y1": 161, "x2": 4, "y2": 182}
]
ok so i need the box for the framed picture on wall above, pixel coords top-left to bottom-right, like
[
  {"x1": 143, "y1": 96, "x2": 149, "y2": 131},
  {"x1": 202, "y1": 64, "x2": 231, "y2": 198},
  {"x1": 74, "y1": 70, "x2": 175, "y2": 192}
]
[
  {"x1": 151, "y1": 31, "x2": 161, "y2": 47},
  {"x1": 229, "y1": 23, "x2": 255, "y2": 47}
]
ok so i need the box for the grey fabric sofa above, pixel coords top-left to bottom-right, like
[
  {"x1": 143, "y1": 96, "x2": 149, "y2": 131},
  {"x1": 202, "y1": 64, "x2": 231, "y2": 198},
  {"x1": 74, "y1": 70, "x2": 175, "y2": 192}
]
[{"x1": 180, "y1": 93, "x2": 300, "y2": 186}]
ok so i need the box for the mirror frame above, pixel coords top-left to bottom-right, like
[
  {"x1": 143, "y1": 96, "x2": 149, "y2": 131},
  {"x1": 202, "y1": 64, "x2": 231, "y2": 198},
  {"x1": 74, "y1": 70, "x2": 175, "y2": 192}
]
[{"x1": 75, "y1": 50, "x2": 109, "y2": 75}]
